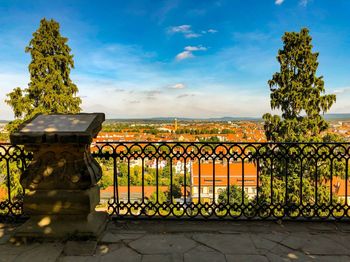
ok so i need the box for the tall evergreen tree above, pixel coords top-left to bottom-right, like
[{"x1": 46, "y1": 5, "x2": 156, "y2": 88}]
[
  {"x1": 263, "y1": 28, "x2": 336, "y2": 142},
  {"x1": 6, "y1": 18, "x2": 81, "y2": 131},
  {"x1": 259, "y1": 28, "x2": 343, "y2": 217}
]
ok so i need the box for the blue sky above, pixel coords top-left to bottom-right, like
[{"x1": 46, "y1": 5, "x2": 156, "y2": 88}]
[{"x1": 0, "y1": 0, "x2": 350, "y2": 119}]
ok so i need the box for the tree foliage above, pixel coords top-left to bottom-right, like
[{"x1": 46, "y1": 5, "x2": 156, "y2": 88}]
[
  {"x1": 263, "y1": 28, "x2": 336, "y2": 142},
  {"x1": 217, "y1": 185, "x2": 248, "y2": 205},
  {"x1": 6, "y1": 18, "x2": 81, "y2": 132},
  {"x1": 260, "y1": 28, "x2": 342, "y2": 212}
]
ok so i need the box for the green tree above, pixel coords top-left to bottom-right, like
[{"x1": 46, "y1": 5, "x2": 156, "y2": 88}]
[
  {"x1": 97, "y1": 159, "x2": 114, "y2": 189},
  {"x1": 217, "y1": 185, "x2": 248, "y2": 205},
  {"x1": 6, "y1": 18, "x2": 81, "y2": 132},
  {"x1": 167, "y1": 183, "x2": 182, "y2": 200},
  {"x1": 260, "y1": 28, "x2": 342, "y2": 216},
  {"x1": 263, "y1": 28, "x2": 336, "y2": 142},
  {"x1": 148, "y1": 190, "x2": 168, "y2": 204}
]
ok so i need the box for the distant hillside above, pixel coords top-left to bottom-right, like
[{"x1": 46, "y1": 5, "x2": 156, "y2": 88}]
[
  {"x1": 2, "y1": 114, "x2": 350, "y2": 124},
  {"x1": 106, "y1": 116, "x2": 262, "y2": 122},
  {"x1": 106, "y1": 114, "x2": 350, "y2": 122},
  {"x1": 324, "y1": 114, "x2": 350, "y2": 120}
]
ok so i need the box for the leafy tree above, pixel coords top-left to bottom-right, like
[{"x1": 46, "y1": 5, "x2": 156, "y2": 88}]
[
  {"x1": 0, "y1": 151, "x2": 26, "y2": 205},
  {"x1": 167, "y1": 183, "x2": 182, "y2": 200},
  {"x1": 263, "y1": 28, "x2": 335, "y2": 143},
  {"x1": 148, "y1": 190, "x2": 168, "y2": 204},
  {"x1": 259, "y1": 28, "x2": 342, "y2": 216},
  {"x1": 217, "y1": 185, "x2": 249, "y2": 205},
  {"x1": 97, "y1": 159, "x2": 114, "y2": 189},
  {"x1": 6, "y1": 18, "x2": 81, "y2": 132}
]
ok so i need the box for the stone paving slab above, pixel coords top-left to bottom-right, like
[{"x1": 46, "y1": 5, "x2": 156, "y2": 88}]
[
  {"x1": 192, "y1": 233, "x2": 258, "y2": 255},
  {"x1": 184, "y1": 245, "x2": 226, "y2": 262},
  {"x1": 63, "y1": 241, "x2": 97, "y2": 256},
  {"x1": 1, "y1": 220, "x2": 350, "y2": 261},
  {"x1": 141, "y1": 254, "x2": 173, "y2": 262},
  {"x1": 59, "y1": 256, "x2": 100, "y2": 262},
  {"x1": 226, "y1": 254, "x2": 269, "y2": 262},
  {"x1": 279, "y1": 232, "x2": 350, "y2": 255},
  {"x1": 129, "y1": 234, "x2": 197, "y2": 254}
]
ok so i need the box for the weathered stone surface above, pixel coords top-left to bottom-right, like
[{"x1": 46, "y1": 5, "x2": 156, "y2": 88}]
[
  {"x1": 59, "y1": 256, "x2": 100, "y2": 262},
  {"x1": 100, "y1": 232, "x2": 121, "y2": 243},
  {"x1": 19, "y1": 144, "x2": 102, "y2": 190},
  {"x1": 311, "y1": 256, "x2": 350, "y2": 261},
  {"x1": 63, "y1": 241, "x2": 97, "y2": 256},
  {"x1": 251, "y1": 232, "x2": 289, "y2": 250},
  {"x1": 2, "y1": 220, "x2": 350, "y2": 261},
  {"x1": 100, "y1": 246, "x2": 141, "y2": 262},
  {"x1": 100, "y1": 232, "x2": 143, "y2": 243},
  {"x1": 306, "y1": 223, "x2": 338, "y2": 232},
  {"x1": 95, "y1": 243, "x2": 124, "y2": 256},
  {"x1": 20, "y1": 114, "x2": 100, "y2": 133},
  {"x1": 226, "y1": 255, "x2": 269, "y2": 262},
  {"x1": 0, "y1": 254, "x2": 17, "y2": 262},
  {"x1": 336, "y1": 223, "x2": 350, "y2": 233},
  {"x1": 14, "y1": 211, "x2": 107, "y2": 240},
  {"x1": 280, "y1": 233, "x2": 350, "y2": 255},
  {"x1": 192, "y1": 233, "x2": 258, "y2": 255},
  {"x1": 11, "y1": 113, "x2": 105, "y2": 144},
  {"x1": 11, "y1": 113, "x2": 106, "y2": 240},
  {"x1": 0, "y1": 243, "x2": 41, "y2": 255},
  {"x1": 24, "y1": 186, "x2": 100, "y2": 215},
  {"x1": 142, "y1": 254, "x2": 172, "y2": 262},
  {"x1": 0, "y1": 224, "x2": 17, "y2": 244},
  {"x1": 129, "y1": 234, "x2": 196, "y2": 254},
  {"x1": 0, "y1": 231, "x2": 12, "y2": 245},
  {"x1": 327, "y1": 234, "x2": 350, "y2": 251},
  {"x1": 266, "y1": 244, "x2": 315, "y2": 261},
  {"x1": 111, "y1": 230, "x2": 146, "y2": 234},
  {"x1": 15, "y1": 243, "x2": 63, "y2": 262},
  {"x1": 184, "y1": 246, "x2": 226, "y2": 262}
]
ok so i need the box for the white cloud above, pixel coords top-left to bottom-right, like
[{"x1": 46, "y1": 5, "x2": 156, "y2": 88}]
[
  {"x1": 299, "y1": 0, "x2": 309, "y2": 6},
  {"x1": 275, "y1": 0, "x2": 310, "y2": 6},
  {"x1": 169, "y1": 83, "x2": 186, "y2": 89},
  {"x1": 275, "y1": 0, "x2": 284, "y2": 5},
  {"x1": 184, "y1": 46, "x2": 207, "y2": 51},
  {"x1": 168, "y1": 25, "x2": 191, "y2": 33},
  {"x1": 332, "y1": 87, "x2": 350, "y2": 94},
  {"x1": 168, "y1": 25, "x2": 217, "y2": 39},
  {"x1": 184, "y1": 33, "x2": 202, "y2": 38},
  {"x1": 176, "y1": 51, "x2": 193, "y2": 60},
  {"x1": 176, "y1": 46, "x2": 207, "y2": 60},
  {"x1": 207, "y1": 29, "x2": 218, "y2": 33}
]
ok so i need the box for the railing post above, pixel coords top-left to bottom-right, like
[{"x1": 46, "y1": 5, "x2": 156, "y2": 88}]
[{"x1": 10, "y1": 113, "x2": 106, "y2": 239}]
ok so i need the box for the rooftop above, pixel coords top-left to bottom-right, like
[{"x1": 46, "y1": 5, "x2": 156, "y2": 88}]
[{"x1": 1, "y1": 220, "x2": 350, "y2": 261}]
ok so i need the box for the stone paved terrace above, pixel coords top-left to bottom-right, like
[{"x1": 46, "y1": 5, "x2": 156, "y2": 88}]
[{"x1": 1, "y1": 220, "x2": 350, "y2": 261}]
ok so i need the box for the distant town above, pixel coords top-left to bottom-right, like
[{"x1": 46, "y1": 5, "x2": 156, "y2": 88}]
[{"x1": 2, "y1": 115, "x2": 350, "y2": 143}]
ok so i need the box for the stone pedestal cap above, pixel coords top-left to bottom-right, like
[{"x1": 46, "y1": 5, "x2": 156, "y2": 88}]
[{"x1": 10, "y1": 113, "x2": 105, "y2": 144}]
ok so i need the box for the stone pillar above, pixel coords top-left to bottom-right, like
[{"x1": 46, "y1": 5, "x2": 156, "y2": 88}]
[{"x1": 10, "y1": 113, "x2": 106, "y2": 239}]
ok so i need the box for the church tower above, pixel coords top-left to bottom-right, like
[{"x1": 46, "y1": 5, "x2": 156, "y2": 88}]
[{"x1": 174, "y1": 118, "x2": 178, "y2": 132}]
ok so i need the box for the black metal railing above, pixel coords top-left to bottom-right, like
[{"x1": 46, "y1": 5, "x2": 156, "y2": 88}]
[
  {"x1": 1, "y1": 141, "x2": 350, "y2": 220},
  {"x1": 0, "y1": 143, "x2": 31, "y2": 221},
  {"x1": 92, "y1": 141, "x2": 350, "y2": 220}
]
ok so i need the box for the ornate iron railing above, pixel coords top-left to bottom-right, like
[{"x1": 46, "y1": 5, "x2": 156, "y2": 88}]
[
  {"x1": 0, "y1": 143, "x2": 31, "y2": 221},
  {"x1": 92, "y1": 141, "x2": 350, "y2": 220},
  {"x1": 2, "y1": 141, "x2": 350, "y2": 220}
]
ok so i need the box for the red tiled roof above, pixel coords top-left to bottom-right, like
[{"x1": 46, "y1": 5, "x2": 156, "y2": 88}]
[{"x1": 191, "y1": 162, "x2": 258, "y2": 187}]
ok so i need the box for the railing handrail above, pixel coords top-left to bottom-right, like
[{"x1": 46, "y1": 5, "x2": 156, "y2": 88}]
[
  {"x1": 2, "y1": 141, "x2": 350, "y2": 221},
  {"x1": 93, "y1": 141, "x2": 350, "y2": 145}
]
